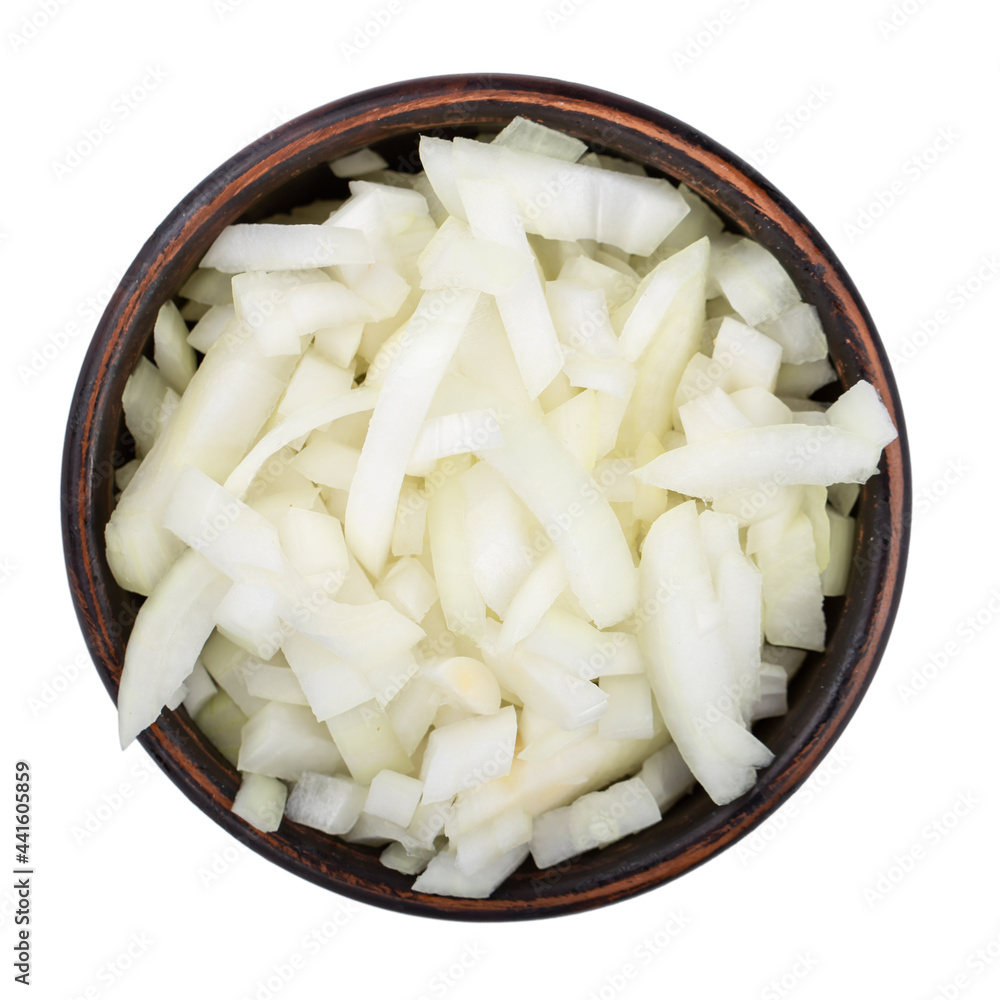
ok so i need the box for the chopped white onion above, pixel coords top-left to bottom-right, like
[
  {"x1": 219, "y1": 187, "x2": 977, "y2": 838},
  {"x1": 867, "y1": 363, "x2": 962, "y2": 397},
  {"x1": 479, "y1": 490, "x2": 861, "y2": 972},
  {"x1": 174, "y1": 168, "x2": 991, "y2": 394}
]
[
  {"x1": 108, "y1": 116, "x2": 899, "y2": 900},
  {"x1": 202, "y1": 223, "x2": 372, "y2": 273}
]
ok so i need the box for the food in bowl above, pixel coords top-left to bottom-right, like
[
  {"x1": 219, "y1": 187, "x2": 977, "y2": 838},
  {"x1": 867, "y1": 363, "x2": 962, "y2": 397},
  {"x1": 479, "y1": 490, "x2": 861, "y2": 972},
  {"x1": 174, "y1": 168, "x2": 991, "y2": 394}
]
[{"x1": 105, "y1": 116, "x2": 897, "y2": 898}]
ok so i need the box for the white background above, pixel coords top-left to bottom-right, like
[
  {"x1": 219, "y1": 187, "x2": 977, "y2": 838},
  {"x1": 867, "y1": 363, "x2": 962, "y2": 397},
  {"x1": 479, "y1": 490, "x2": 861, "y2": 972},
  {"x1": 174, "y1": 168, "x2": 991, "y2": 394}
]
[{"x1": 4, "y1": 0, "x2": 999, "y2": 997}]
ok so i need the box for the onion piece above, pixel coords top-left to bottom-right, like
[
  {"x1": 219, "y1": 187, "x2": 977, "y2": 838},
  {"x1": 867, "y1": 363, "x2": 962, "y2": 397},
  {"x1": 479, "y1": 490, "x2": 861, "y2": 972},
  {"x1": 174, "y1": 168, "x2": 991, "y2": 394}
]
[
  {"x1": 543, "y1": 388, "x2": 599, "y2": 470},
  {"x1": 529, "y1": 775, "x2": 660, "y2": 868},
  {"x1": 244, "y1": 663, "x2": 308, "y2": 706},
  {"x1": 277, "y1": 353, "x2": 355, "y2": 418},
  {"x1": 758, "y1": 302, "x2": 827, "y2": 364},
  {"x1": 822, "y1": 507, "x2": 856, "y2": 597},
  {"x1": 282, "y1": 632, "x2": 374, "y2": 721},
  {"x1": 232, "y1": 772, "x2": 288, "y2": 833},
  {"x1": 616, "y1": 237, "x2": 710, "y2": 362},
  {"x1": 364, "y1": 770, "x2": 425, "y2": 827},
  {"x1": 417, "y1": 215, "x2": 531, "y2": 296},
  {"x1": 195, "y1": 691, "x2": 247, "y2": 766},
  {"x1": 598, "y1": 675, "x2": 656, "y2": 740},
  {"x1": 374, "y1": 556, "x2": 438, "y2": 623},
  {"x1": 827, "y1": 480, "x2": 859, "y2": 516},
  {"x1": 427, "y1": 456, "x2": 487, "y2": 643},
  {"x1": 185, "y1": 303, "x2": 235, "y2": 353},
  {"x1": 107, "y1": 323, "x2": 298, "y2": 595},
  {"x1": 634, "y1": 424, "x2": 883, "y2": 500},
  {"x1": 180, "y1": 268, "x2": 233, "y2": 306},
  {"x1": 449, "y1": 728, "x2": 668, "y2": 836},
  {"x1": 163, "y1": 465, "x2": 285, "y2": 581},
  {"x1": 453, "y1": 805, "x2": 533, "y2": 876},
  {"x1": 313, "y1": 323, "x2": 364, "y2": 368},
  {"x1": 639, "y1": 743, "x2": 695, "y2": 812},
  {"x1": 420, "y1": 656, "x2": 501, "y2": 717},
  {"x1": 202, "y1": 223, "x2": 372, "y2": 273},
  {"x1": 713, "y1": 317, "x2": 784, "y2": 393},
  {"x1": 679, "y1": 387, "x2": 753, "y2": 444},
  {"x1": 458, "y1": 176, "x2": 564, "y2": 399},
  {"x1": 507, "y1": 649, "x2": 609, "y2": 732},
  {"x1": 461, "y1": 462, "x2": 536, "y2": 617},
  {"x1": 326, "y1": 181, "x2": 433, "y2": 283},
  {"x1": 496, "y1": 547, "x2": 568, "y2": 651},
  {"x1": 406, "y1": 408, "x2": 506, "y2": 474},
  {"x1": 284, "y1": 771, "x2": 366, "y2": 835},
  {"x1": 638, "y1": 500, "x2": 773, "y2": 805},
  {"x1": 559, "y1": 254, "x2": 638, "y2": 311},
  {"x1": 492, "y1": 116, "x2": 587, "y2": 161},
  {"x1": 329, "y1": 147, "x2": 388, "y2": 178},
  {"x1": 329, "y1": 261, "x2": 411, "y2": 321},
  {"x1": 563, "y1": 353, "x2": 636, "y2": 398},
  {"x1": 645, "y1": 185, "x2": 724, "y2": 262},
  {"x1": 386, "y1": 676, "x2": 442, "y2": 757},
  {"x1": 153, "y1": 300, "x2": 197, "y2": 394},
  {"x1": 325, "y1": 702, "x2": 412, "y2": 783},
  {"x1": 454, "y1": 296, "x2": 537, "y2": 411},
  {"x1": 357, "y1": 650, "x2": 418, "y2": 709},
  {"x1": 224, "y1": 386, "x2": 377, "y2": 500},
  {"x1": 826, "y1": 380, "x2": 899, "y2": 448},
  {"x1": 776, "y1": 357, "x2": 837, "y2": 397},
  {"x1": 709, "y1": 237, "x2": 800, "y2": 327},
  {"x1": 728, "y1": 386, "x2": 793, "y2": 427},
  {"x1": 754, "y1": 510, "x2": 826, "y2": 651},
  {"x1": 521, "y1": 608, "x2": 639, "y2": 681},
  {"x1": 750, "y1": 663, "x2": 789, "y2": 722},
  {"x1": 212, "y1": 581, "x2": 283, "y2": 659},
  {"x1": 238, "y1": 703, "x2": 344, "y2": 781},
  {"x1": 379, "y1": 842, "x2": 433, "y2": 875},
  {"x1": 345, "y1": 288, "x2": 479, "y2": 578},
  {"x1": 181, "y1": 660, "x2": 217, "y2": 718},
  {"x1": 277, "y1": 507, "x2": 350, "y2": 585},
  {"x1": 451, "y1": 137, "x2": 690, "y2": 255},
  {"x1": 290, "y1": 435, "x2": 360, "y2": 492},
  {"x1": 444, "y1": 376, "x2": 638, "y2": 628},
  {"x1": 516, "y1": 718, "x2": 596, "y2": 765},
  {"x1": 411, "y1": 843, "x2": 529, "y2": 899},
  {"x1": 698, "y1": 509, "x2": 763, "y2": 722},
  {"x1": 294, "y1": 596, "x2": 426, "y2": 666},
  {"x1": 616, "y1": 238, "x2": 708, "y2": 450},
  {"x1": 233, "y1": 271, "x2": 375, "y2": 356},
  {"x1": 420, "y1": 705, "x2": 517, "y2": 804},
  {"x1": 391, "y1": 479, "x2": 428, "y2": 558},
  {"x1": 417, "y1": 136, "x2": 466, "y2": 220},
  {"x1": 117, "y1": 548, "x2": 230, "y2": 747},
  {"x1": 546, "y1": 279, "x2": 621, "y2": 359},
  {"x1": 121, "y1": 357, "x2": 171, "y2": 459},
  {"x1": 198, "y1": 633, "x2": 271, "y2": 716}
]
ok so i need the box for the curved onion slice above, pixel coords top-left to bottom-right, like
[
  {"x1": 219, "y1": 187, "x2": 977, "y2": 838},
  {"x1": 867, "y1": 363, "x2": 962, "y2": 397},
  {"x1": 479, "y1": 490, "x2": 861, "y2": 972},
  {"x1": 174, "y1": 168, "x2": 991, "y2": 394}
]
[
  {"x1": 344, "y1": 288, "x2": 479, "y2": 578},
  {"x1": 224, "y1": 386, "x2": 377, "y2": 499},
  {"x1": 117, "y1": 548, "x2": 229, "y2": 747}
]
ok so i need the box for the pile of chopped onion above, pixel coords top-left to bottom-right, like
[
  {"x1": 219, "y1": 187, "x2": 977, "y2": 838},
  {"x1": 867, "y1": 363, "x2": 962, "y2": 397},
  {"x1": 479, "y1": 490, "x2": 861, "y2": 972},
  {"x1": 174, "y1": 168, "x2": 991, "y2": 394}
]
[{"x1": 107, "y1": 117, "x2": 896, "y2": 898}]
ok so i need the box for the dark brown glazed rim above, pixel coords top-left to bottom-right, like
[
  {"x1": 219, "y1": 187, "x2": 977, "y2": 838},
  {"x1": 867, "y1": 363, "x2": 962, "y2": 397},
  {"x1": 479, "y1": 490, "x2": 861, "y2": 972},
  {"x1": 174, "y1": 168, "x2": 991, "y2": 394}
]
[{"x1": 61, "y1": 74, "x2": 910, "y2": 920}]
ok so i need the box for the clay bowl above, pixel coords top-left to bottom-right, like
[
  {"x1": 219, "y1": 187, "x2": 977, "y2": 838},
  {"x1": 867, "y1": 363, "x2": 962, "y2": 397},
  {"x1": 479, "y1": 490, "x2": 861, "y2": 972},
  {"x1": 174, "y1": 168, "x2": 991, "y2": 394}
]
[{"x1": 61, "y1": 73, "x2": 910, "y2": 920}]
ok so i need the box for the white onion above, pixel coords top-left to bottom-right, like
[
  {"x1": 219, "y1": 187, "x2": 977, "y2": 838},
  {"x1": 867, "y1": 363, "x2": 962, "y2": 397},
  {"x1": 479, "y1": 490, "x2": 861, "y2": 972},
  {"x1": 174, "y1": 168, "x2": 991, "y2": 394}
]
[
  {"x1": 108, "y1": 117, "x2": 899, "y2": 899},
  {"x1": 117, "y1": 548, "x2": 229, "y2": 746},
  {"x1": 344, "y1": 288, "x2": 479, "y2": 578},
  {"x1": 202, "y1": 223, "x2": 372, "y2": 273}
]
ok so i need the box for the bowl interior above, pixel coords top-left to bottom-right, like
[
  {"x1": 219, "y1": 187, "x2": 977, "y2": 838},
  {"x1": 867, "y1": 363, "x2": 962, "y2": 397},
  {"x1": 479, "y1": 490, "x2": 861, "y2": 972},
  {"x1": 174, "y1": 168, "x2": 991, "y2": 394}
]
[{"x1": 63, "y1": 75, "x2": 909, "y2": 920}]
